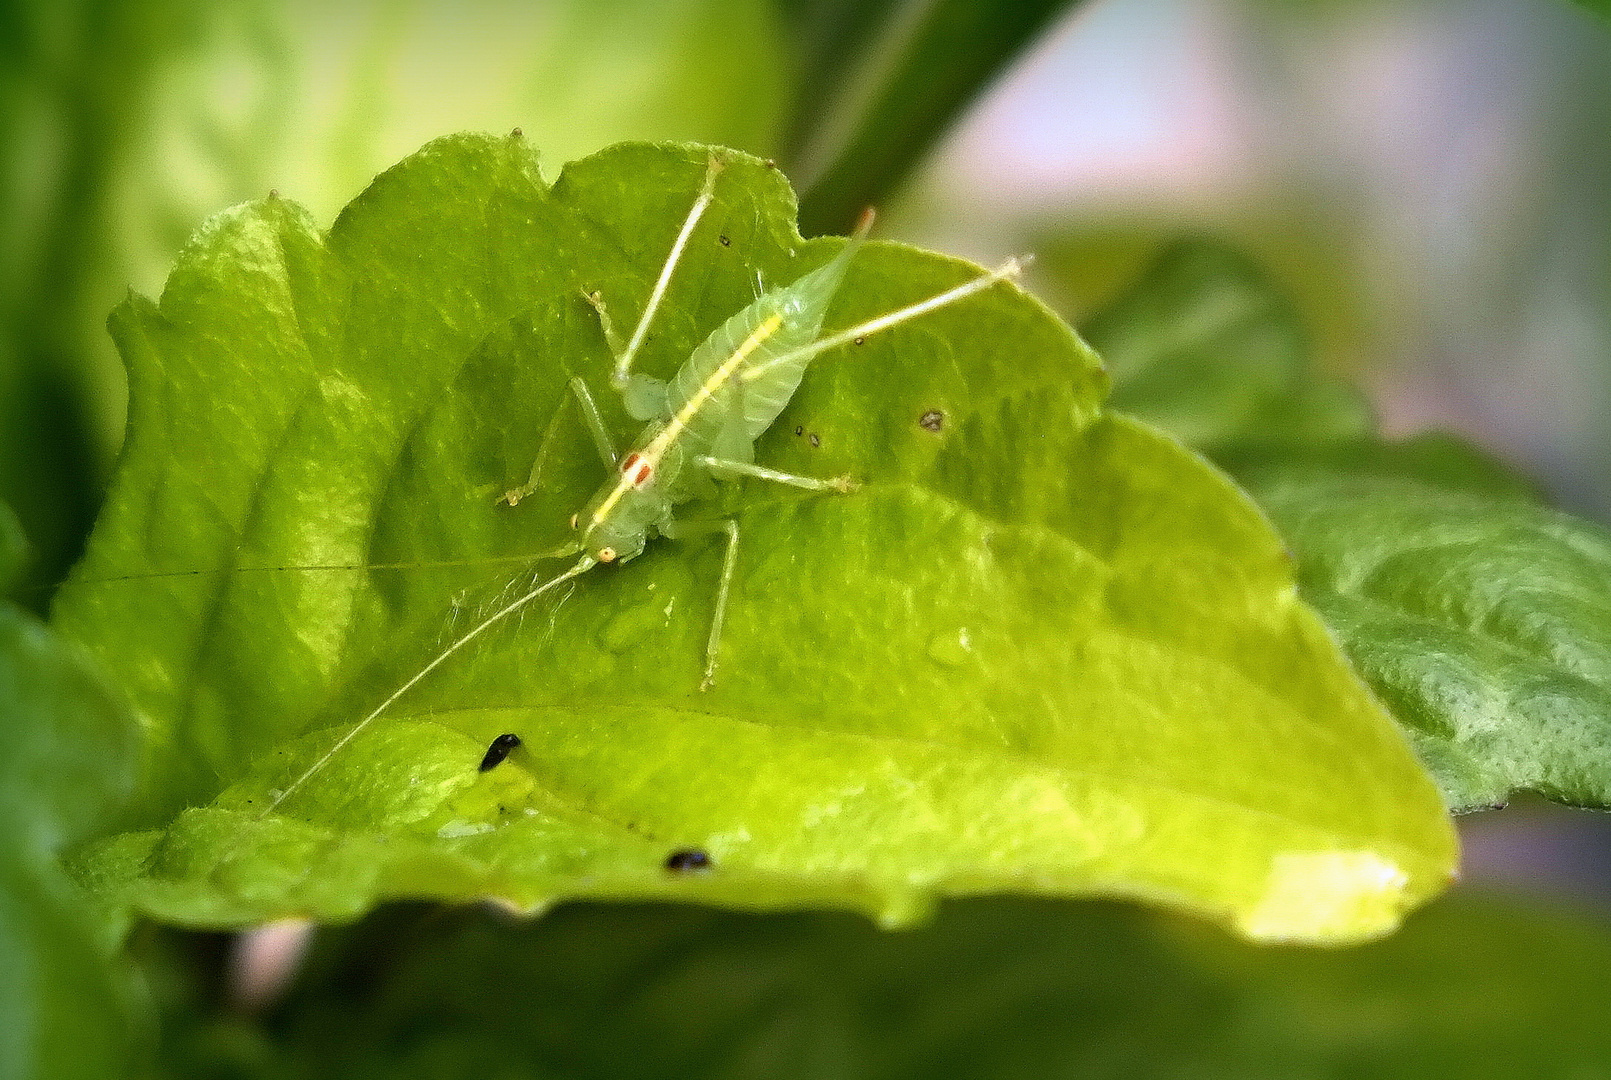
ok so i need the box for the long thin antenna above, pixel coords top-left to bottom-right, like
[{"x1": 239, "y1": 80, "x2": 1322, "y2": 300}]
[
  {"x1": 740, "y1": 256, "x2": 1028, "y2": 384},
  {"x1": 613, "y1": 154, "x2": 725, "y2": 388},
  {"x1": 263, "y1": 553, "x2": 597, "y2": 816},
  {"x1": 78, "y1": 545, "x2": 584, "y2": 586}
]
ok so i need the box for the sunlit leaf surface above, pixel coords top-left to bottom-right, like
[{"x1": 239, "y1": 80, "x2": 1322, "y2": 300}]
[{"x1": 57, "y1": 136, "x2": 1452, "y2": 941}]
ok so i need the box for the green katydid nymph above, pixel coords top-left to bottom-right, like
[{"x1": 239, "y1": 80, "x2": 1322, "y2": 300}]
[{"x1": 267, "y1": 152, "x2": 1026, "y2": 814}]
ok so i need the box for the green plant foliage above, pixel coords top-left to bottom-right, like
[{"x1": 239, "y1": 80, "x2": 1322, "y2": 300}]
[
  {"x1": 0, "y1": 553, "x2": 147, "y2": 1080},
  {"x1": 1075, "y1": 235, "x2": 1611, "y2": 814},
  {"x1": 159, "y1": 894, "x2": 1611, "y2": 1079},
  {"x1": 1078, "y1": 238, "x2": 1373, "y2": 456},
  {"x1": 1, "y1": 499, "x2": 26, "y2": 596},
  {"x1": 0, "y1": 0, "x2": 200, "y2": 611},
  {"x1": 55, "y1": 135, "x2": 1453, "y2": 941},
  {"x1": 1240, "y1": 449, "x2": 1611, "y2": 813},
  {"x1": 784, "y1": 0, "x2": 1079, "y2": 236}
]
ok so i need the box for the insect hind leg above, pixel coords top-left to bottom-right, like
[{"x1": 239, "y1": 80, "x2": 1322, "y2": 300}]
[
  {"x1": 659, "y1": 517, "x2": 741, "y2": 691},
  {"x1": 698, "y1": 456, "x2": 857, "y2": 493}
]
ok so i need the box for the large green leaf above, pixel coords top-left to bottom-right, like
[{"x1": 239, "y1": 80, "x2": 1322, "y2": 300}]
[
  {"x1": 162, "y1": 894, "x2": 1611, "y2": 1078},
  {"x1": 0, "y1": 558, "x2": 147, "y2": 1080},
  {"x1": 1240, "y1": 448, "x2": 1611, "y2": 813},
  {"x1": 56, "y1": 135, "x2": 1452, "y2": 941}
]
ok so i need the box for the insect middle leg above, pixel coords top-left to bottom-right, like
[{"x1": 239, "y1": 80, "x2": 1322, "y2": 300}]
[
  {"x1": 659, "y1": 518, "x2": 740, "y2": 691},
  {"x1": 666, "y1": 461, "x2": 858, "y2": 689}
]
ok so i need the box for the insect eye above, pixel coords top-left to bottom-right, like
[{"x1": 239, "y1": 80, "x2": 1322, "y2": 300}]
[
  {"x1": 569, "y1": 513, "x2": 578, "y2": 530},
  {"x1": 599, "y1": 547, "x2": 617, "y2": 563}
]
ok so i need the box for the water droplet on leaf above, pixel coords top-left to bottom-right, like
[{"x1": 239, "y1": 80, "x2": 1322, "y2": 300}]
[{"x1": 926, "y1": 627, "x2": 973, "y2": 668}]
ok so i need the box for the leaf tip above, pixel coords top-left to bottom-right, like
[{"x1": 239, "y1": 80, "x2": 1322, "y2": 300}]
[{"x1": 1234, "y1": 849, "x2": 1428, "y2": 944}]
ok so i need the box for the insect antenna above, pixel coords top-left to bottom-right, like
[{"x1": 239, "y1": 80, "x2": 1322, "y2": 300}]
[
  {"x1": 68, "y1": 550, "x2": 574, "y2": 588},
  {"x1": 263, "y1": 550, "x2": 596, "y2": 817},
  {"x1": 740, "y1": 255, "x2": 1030, "y2": 385}
]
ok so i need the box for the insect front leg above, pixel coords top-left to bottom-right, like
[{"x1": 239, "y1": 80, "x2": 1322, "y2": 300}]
[
  {"x1": 658, "y1": 517, "x2": 740, "y2": 691},
  {"x1": 585, "y1": 152, "x2": 724, "y2": 393},
  {"x1": 500, "y1": 376, "x2": 620, "y2": 506},
  {"x1": 698, "y1": 456, "x2": 858, "y2": 493},
  {"x1": 581, "y1": 290, "x2": 672, "y2": 422}
]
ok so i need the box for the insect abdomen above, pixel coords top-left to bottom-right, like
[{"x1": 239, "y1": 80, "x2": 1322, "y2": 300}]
[{"x1": 666, "y1": 241, "x2": 866, "y2": 455}]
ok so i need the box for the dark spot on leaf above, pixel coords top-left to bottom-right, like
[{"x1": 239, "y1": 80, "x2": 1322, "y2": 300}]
[
  {"x1": 809, "y1": 433, "x2": 821, "y2": 448},
  {"x1": 665, "y1": 849, "x2": 711, "y2": 872},
  {"x1": 794, "y1": 426, "x2": 803, "y2": 437},
  {"x1": 268, "y1": 189, "x2": 279, "y2": 199},
  {"x1": 479, "y1": 733, "x2": 522, "y2": 772},
  {"x1": 919, "y1": 409, "x2": 945, "y2": 432},
  {"x1": 764, "y1": 159, "x2": 776, "y2": 169},
  {"x1": 719, "y1": 235, "x2": 731, "y2": 247},
  {"x1": 510, "y1": 126, "x2": 523, "y2": 138},
  {"x1": 854, "y1": 336, "x2": 865, "y2": 345}
]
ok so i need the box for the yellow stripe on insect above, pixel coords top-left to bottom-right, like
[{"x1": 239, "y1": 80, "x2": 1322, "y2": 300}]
[{"x1": 591, "y1": 313, "x2": 785, "y2": 526}]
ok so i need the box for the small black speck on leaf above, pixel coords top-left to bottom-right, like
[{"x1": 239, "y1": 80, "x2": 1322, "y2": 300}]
[
  {"x1": 479, "y1": 733, "x2": 522, "y2": 772},
  {"x1": 809, "y1": 433, "x2": 821, "y2": 448},
  {"x1": 719, "y1": 235, "x2": 731, "y2": 247},
  {"x1": 665, "y1": 849, "x2": 711, "y2": 872},
  {"x1": 919, "y1": 409, "x2": 945, "y2": 432},
  {"x1": 510, "y1": 126, "x2": 523, "y2": 138},
  {"x1": 794, "y1": 425, "x2": 803, "y2": 437},
  {"x1": 853, "y1": 336, "x2": 866, "y2": 346}
]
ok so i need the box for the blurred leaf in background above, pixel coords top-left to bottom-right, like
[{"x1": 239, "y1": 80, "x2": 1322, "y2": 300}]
[
  {"x1": 1, "y1": 499, "x2": 147, "y2": 1080},
  {"x1": 152, "y1": 894, "x2": 1611, "y2": 1078},
  {"x1": 1077, "y1": 238, "x2": 1373, "y2": 456},
  {"x1": 778, "y1": 0, "x2": 1078, "y2": 236},
  {"x1": 909, "y1": 0, "x2": 1611, "y2": 518}
]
